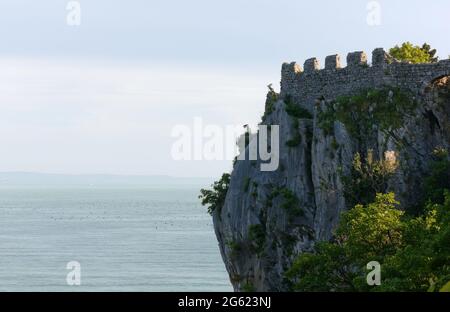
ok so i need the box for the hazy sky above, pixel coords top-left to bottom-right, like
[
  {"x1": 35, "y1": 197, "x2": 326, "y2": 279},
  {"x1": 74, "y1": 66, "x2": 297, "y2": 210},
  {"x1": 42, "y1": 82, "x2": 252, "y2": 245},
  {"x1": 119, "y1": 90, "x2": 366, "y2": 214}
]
[{"x1": 1, "y1": 0, "x2": 449, "y2": 177}]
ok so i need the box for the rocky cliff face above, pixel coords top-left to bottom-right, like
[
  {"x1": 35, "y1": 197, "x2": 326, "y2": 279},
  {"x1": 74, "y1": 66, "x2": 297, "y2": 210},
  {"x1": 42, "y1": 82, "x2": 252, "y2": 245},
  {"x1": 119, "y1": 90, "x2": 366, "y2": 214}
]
[{"x1": 212, "y1": 49, "x2": 450, "y2": 291}]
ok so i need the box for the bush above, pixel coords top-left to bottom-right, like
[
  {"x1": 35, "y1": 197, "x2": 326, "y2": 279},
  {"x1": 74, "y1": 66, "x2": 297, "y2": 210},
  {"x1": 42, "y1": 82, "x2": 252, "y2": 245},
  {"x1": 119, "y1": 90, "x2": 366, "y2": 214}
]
[
  {"x1": 317, "y1": 88, "x2": 416, "y2": 141},
  {"x1": 342, "y1": 150, "x2": 398, "y2": 208},
  {"x1": 248, "y1": 224, "x2": 266, "y2": 255},
  {"x1": 199, "y1": 173, "x2": 231, "y2": 215},
  {"x1": 389, "y1": 42, "x2": 438, "y2": 64},
  {"x1": 286, "y1": 191, "x2": 450, "y2": 292},
  {"x1": 284, "y1": 95, "x2": 313, "y2": 119},
  {"x1": 424, "y1": 148, "x2": 450, "y2": 205},
  {"x1": 286, "y1": 134, "x2": 301, "y2": 147},
  {"x1": 226, "y1": 240, "x2": 243, "y2": 259},
  {"x1": 262, "y1": 84, "x2": 279, "y2": 121},
  {"x1": 269, "y1": 187, "x2": 304, "y2": 219},
  {"x1": 242, "y1": 282, "x2": 256, "y2": 292}
]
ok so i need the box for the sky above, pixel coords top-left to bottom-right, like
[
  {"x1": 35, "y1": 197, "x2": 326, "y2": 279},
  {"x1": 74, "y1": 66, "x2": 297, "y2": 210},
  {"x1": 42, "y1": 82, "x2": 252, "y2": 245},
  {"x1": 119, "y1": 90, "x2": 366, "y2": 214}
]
[{"x1": 0, "y1": 0, "x2": 449, "y2": 177}]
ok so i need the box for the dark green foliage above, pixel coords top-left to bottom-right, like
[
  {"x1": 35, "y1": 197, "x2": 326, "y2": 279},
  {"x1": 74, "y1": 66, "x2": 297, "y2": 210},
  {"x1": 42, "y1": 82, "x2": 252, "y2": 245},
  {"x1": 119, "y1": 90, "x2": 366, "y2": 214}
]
[
  {"x1": 286, "y1": 134, "x2": 301, "y2": 147},
  {"x1": 286, "y1": 192, "x2": 450, "y2": 292},
  {"x1": 421, "y1": 43, "x2": 438, "y2": 63},
  {"x1": 287, "y1": 149, "x2": 450, "y2": 291},
  {"x1": 226, "y1": 240, "x2": 243, "y2": 259},
  {"x1": 241, "y1": 282, "x2": 256, "y2": 292},
  {"x1": 284, "y1": 95, "x2": 313, "y2": 119},
  {"x1": 317, "y1": 88, "x2": 417, "y2": 141},
  {"x1": 342, "y1": 150, "x2": 398, "y2": 208},
  {"x1": 424, "y1": 148, "x2": 450, "y2": 205},
  {"x1": 331, "y1": 138, "x2": 340, "y2": 151},
  {"x1": 199, "y1": 173, "x2": 231, "y2": 215},
  {"x1": 317, "y1": 105, "x2": 335, "y2": 136},
  {"x1": 248, "y1": 224, "x2": 266, "y2": 255},
  {"x1": 285, "y1": 104, "x2": 304, "y2": 148},
  {"x1": 286, "y1": 240, "x2": 358, "y2": 291},
  {"x1": 269, "y1": 187, "x2": 304, "y2": 219},
  {"x1": 280, "y1": 233, "x2": 299, "y2": 257}
]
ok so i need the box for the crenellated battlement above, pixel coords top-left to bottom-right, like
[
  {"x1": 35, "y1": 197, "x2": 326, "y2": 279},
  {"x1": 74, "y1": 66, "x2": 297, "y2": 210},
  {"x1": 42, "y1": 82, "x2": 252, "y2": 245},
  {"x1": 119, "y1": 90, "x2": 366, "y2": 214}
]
[
  {"x1": 280, "y1": 48, "x2": 450, "y2": 112},
  {"x1": 325, "y1": 54, "x2": 341, "y2": 70},
  {"x1": 281, "y1": 49, "x2": 389, "y2": 79},
  {"x1": 304, "y1": 58, "x2": 320, "y2": 73}
]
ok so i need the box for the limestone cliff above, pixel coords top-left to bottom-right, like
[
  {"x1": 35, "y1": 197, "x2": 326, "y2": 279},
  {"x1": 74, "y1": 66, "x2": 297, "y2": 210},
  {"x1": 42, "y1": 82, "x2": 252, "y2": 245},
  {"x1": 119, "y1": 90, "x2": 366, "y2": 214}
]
[{"x1": 212, "y1": 48, "x2": 450, "y2": 291}]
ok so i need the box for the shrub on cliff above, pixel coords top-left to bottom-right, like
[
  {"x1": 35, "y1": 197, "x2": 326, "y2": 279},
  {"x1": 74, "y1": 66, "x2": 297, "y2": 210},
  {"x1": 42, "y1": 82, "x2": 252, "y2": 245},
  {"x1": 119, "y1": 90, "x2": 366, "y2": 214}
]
[
  {"x1": 424, "y1": 148, "x2": 450, "y2": 205},
  {"x1": 284, "y1": 95, "x2": 313, "y2": 119},
  {"x1": 287, "y1": 149, "x2": 450, "y2": 292},
  {"x1": 342, "y1": 150, "x2": 398, "y2": 208},
  {"x1": 199, "y1": 173, "x2": 231, "y2": 215},
  {"x1": 317, "y1": 87, "x2": 417, "y2": 140},
  {"x1": 286, "y1": 191, "x2": 450, "y2": 292}
]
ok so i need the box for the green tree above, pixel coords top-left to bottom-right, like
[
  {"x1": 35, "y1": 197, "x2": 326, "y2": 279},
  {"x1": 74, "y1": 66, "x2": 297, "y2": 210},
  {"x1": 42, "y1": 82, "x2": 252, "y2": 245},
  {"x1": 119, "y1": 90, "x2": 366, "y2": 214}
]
[
  {"x1": 286, "y1": 191, "x2": 450, "y2": 292},
  {"x1": 199, "y1": 173, "x2": 231, "y2": 215},
  {"x1": 342, "y1": 150, "x2": 398, "y2": 208},
  {"x1": 424, "y1": 148, "x2": 450, "y2": 205},
  {"x1": 286, "y1": 193, "x2": 403, "y2": 291},
  {"x1": 389, "y1": 42, "x2": 438, "y2": 64},
  {"x1": 379, "y1": 192, "x2": 450, "y2": 291},
  {"x1": 421, "y1": 43, "x2": 438, "y2": 62},
  {"x1": 286, "y1": 149, "x2": 450, "y2": 291}
]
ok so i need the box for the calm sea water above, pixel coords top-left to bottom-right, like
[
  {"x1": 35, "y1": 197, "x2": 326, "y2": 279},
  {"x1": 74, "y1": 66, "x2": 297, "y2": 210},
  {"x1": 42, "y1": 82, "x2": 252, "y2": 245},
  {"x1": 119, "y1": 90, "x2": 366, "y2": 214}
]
[{"x1": 0, "y1": 187, "x2": 232, "y2": 291}]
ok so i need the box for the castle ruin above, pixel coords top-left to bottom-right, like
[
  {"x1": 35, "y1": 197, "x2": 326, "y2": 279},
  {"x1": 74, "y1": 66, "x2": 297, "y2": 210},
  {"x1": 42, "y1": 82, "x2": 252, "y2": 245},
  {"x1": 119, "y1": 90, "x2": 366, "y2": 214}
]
[{"x1": 280, "y1": 48, "x2": 450, "y2": 110}]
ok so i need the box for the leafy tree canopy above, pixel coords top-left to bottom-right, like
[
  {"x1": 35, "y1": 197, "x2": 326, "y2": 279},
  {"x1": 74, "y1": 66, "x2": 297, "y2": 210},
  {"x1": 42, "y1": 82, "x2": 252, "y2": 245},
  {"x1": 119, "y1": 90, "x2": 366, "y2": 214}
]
[
  {"x1": 389, "y1": 42, "x2": 438, "y2": 64},
  {"x1": 286, "y1": 150, "x2": 450, "y2": 292},
  {"x1": 286, "y1": 191, "x2": 450, "y2": 291}
]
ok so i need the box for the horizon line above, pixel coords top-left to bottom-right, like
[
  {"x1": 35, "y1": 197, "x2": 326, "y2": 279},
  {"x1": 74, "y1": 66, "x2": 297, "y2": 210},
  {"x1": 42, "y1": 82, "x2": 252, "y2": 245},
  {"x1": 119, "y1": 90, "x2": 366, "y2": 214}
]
[{"x1": 0, "y1": 171, "x2": 216, "y2": 180}]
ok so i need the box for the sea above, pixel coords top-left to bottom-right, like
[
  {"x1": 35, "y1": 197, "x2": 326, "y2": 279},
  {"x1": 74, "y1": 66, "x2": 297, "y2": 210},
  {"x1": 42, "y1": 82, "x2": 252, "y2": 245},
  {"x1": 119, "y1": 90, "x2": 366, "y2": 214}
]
[{"x1": 0, "y1": 185, "x2": 232, "y2": 291}]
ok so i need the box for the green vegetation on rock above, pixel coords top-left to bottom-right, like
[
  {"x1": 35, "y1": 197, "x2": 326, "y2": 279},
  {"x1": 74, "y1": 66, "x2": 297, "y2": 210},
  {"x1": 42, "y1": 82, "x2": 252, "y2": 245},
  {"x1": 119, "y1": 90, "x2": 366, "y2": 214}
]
[
  {"x1": 286, "y1": 191, "x2": 450, "y2": 292},
  {"x1": 286, "y1": 149, "x2": 450, "y2": 292},
  {"x1": 199, "y1": 173, "x2": 231, "y2": 215},
  {"x1": 424, "y1": 148, "x2": 450, "y2": 205},
  {"x1": 341, "y1": 150, "x2": 398, "y2": 208},
  {"x1": 241, "y1": 282, "x2": 256, "y2": 292},
  {"x1": 286, "y1": 134, "x2": 301, "y2": 148},
  {"x1": 268, "y1": 187, "x2": 304, "y2": 220},
  {"x1": 226, "y1": 240, "x2": 243, "y2": 259},
  {"x1": 317, "y1": 88, "x2": 417, "y2": 141},
  {"x1": 262, "y1": 84, "x2": 279, "y2": 122},
  {"x1": 284, "y1": 96, "x2": 310, "y2": 148},
  {"x1": 284, "y1": 95, "x2": 313, "y2": 119},
  {"x1": 248, "y1": 224, "x2": 266, "y2": 255}
]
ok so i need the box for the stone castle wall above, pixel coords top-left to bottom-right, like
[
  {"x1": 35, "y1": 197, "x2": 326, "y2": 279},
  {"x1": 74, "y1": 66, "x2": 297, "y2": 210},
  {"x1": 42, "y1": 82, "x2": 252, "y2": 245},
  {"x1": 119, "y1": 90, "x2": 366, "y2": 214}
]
[{"x1": 280, "y1": 48, "x2": 450, "y2": 110}]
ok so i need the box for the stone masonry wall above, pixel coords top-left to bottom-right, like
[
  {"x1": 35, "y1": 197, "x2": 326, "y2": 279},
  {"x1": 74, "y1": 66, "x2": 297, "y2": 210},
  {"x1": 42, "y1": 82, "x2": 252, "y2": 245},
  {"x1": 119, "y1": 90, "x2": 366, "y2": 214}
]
[{"x1": 281, "y1": 48, "x2": 450, "y2": 111}]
